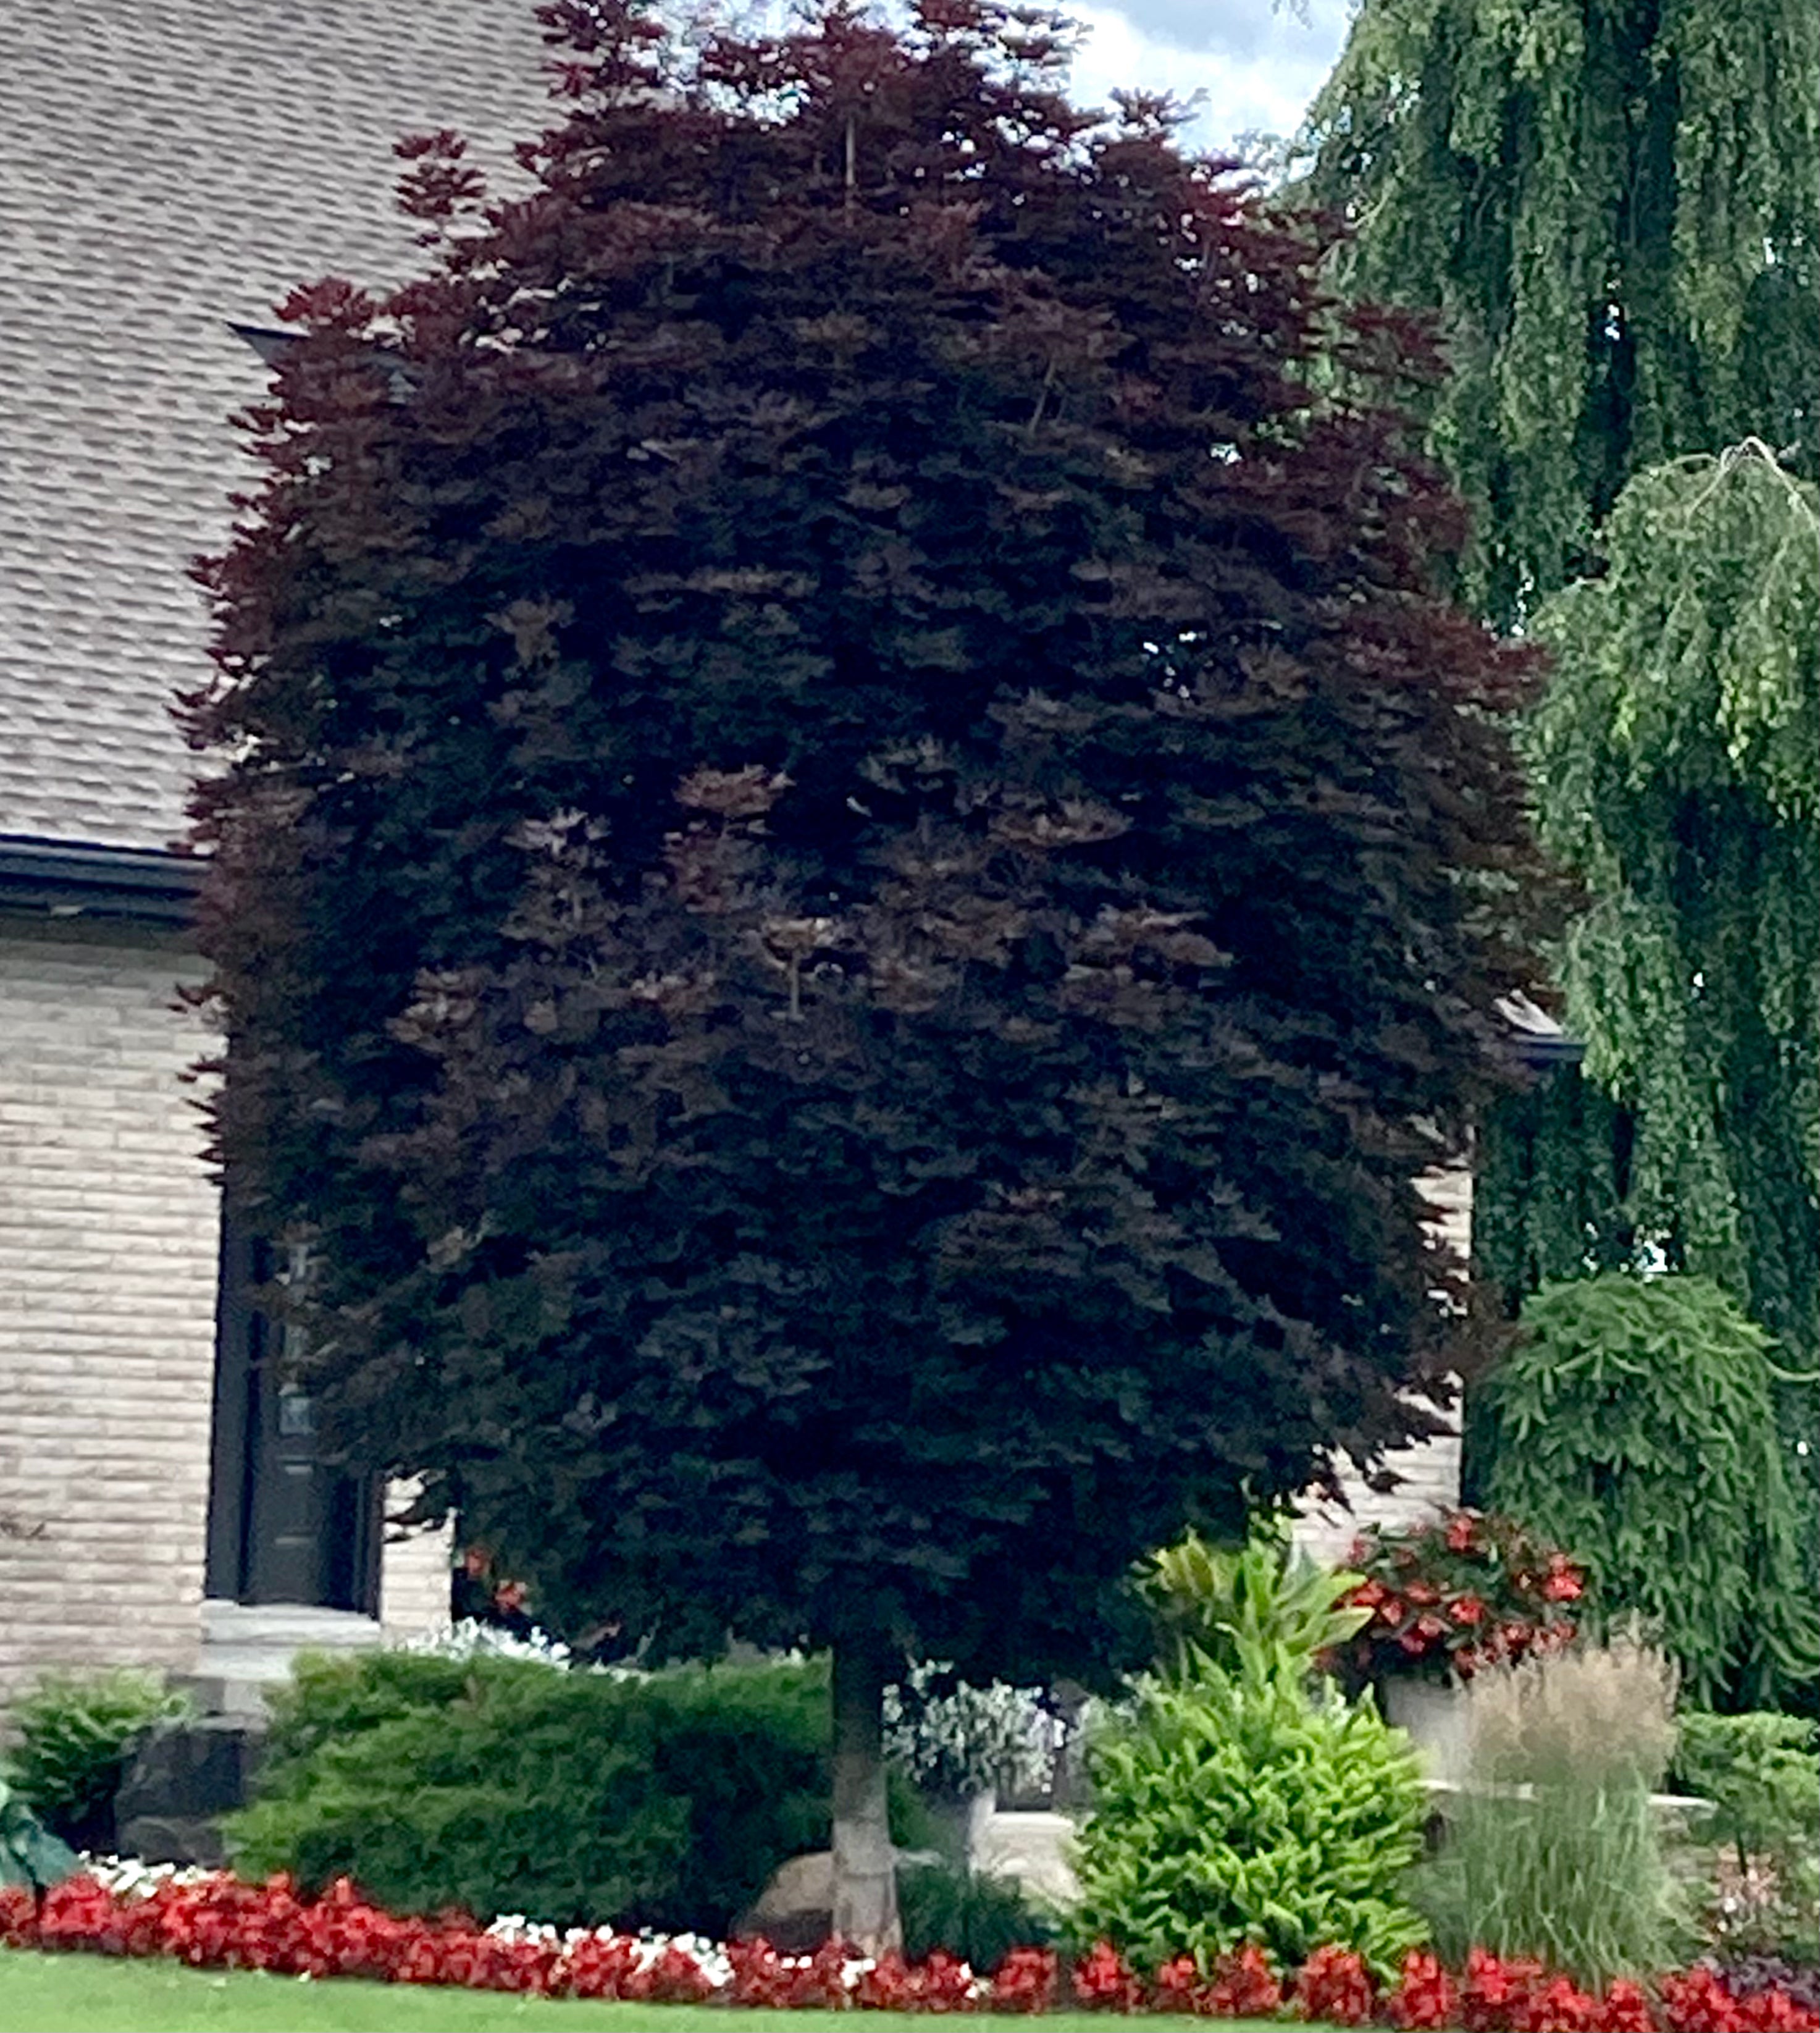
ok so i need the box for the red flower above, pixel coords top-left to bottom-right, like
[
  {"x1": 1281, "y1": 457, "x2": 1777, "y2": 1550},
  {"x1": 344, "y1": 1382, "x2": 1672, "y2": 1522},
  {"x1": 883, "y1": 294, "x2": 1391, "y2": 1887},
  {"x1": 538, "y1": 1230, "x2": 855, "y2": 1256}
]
[
  {"x1": 988, "y1": 1944, "x2": 1060, "y2": 2014},
  {"x1": 1150, "y1": 1955, "x2": 1204, "y2": 2014},
  {"x1": 1292, "y1": 1945, "x2": 1375, "y2": 2026},
  {"x1": 1070, "y1": 1939, "x2": 1143, "y2": 2011},
  {"x1": 1506, "y1": 1972, "x2": 1601, "y2": 2029},
  {"x1": 1598, "y1": 1978, "x2": 1659, "y2": 2032},
  {"x1": 1387, "y1": 1950, "x2": 1457, "y2": 2029},
  {"x1": 1459, "y1": 1946, "x2": 1546, "y2": 2032},
  {"x1": 1451, "y1": 1593, "x2": 1487, "y2": 1625},
  {"x1": 1542, "y1": 1573, "x2": 1583, "y2": 1602},
  {"x1": 1661, "y1": 1966, "x2": 1748, "y2": 2032},
  {"x1": 1446, "y1": 1513, "x2": 1480, "y2": 1554},
  {"x1": 1204, "y1": 1944, "x2": 1282, "y2": 2018}
]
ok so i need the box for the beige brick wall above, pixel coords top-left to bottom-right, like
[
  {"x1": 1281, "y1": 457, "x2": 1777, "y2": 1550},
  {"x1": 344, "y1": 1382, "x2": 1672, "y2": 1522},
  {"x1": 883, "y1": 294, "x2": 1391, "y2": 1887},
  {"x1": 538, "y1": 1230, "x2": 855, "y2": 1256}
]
[
  {"x1": 379, "y1": 1483, "x2": 454, "y2": 1637},
  {"x1": 1291, "y1": 1162, "x2": 1473, "y2": 1568},
  {"x1": 1291, "y1": 1389, "x2": 1464, "y2": 1569},
  {"x1": 0, "y1": 917, "x2": 220, "y2": 1714},
  {"x1": 0, "y1": 919, "x2": 454, "y2": 1717}
]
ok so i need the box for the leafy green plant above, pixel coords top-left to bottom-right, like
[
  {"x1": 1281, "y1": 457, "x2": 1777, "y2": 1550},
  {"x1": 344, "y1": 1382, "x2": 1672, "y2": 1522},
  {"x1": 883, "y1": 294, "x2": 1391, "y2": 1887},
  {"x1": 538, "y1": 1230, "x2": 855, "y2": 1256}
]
[
  {"x1": 1415, "y1": 1636, "x2": 1690, "y2": 1987},
  {"x1": 1136, "y1": 1523, "x2": 1370, "y2": 1683},
  {"x1": 1075, "y1": 1660, "x2": 1425, "y2": 1979},
  {"x1": 0, "y1": 1776, "x2": 78, "y2": 1893},
  {"x1": 897, "y1": 1862, "x2": 1057, "y2": 1971},
  {"x1": 1675, "y1": 1711, "x2": 1820, "y2": 1959},
  {"x1": 229, "y1": 1649, "x2": 922, "y2": 1935},
  {"x1": 9, "y1": 1668, "x2": 190, "y2": 1843},
  {"x1": 1483, "y1": 1273, "x2": 1820, "y2": 1707}
]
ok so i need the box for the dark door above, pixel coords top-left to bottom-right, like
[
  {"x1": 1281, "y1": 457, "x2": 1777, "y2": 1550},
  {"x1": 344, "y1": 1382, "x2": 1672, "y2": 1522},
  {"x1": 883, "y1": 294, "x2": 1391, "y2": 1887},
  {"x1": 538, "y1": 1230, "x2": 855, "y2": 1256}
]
[{"x1": 205, "y1": 1208, "x2": 378, "y2": 1610}]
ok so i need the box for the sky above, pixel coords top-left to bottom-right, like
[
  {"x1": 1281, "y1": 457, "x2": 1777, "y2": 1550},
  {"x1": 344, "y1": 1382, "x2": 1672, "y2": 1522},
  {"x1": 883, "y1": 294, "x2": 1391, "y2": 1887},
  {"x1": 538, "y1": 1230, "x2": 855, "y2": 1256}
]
[{"x1": 1064, "y1": 0, "x2": 1354, "y2": 153}]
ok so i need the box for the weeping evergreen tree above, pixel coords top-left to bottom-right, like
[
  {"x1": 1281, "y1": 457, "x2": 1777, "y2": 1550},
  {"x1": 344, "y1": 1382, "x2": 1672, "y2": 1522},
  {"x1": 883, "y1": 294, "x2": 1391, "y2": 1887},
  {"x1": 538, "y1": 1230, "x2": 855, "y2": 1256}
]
[
  {"x1": 1302, "y1": 0, "x2": 1820, "y2": 623},
  {"x1": 1304, "y1": 7, "x2": 1820, "y2": 1609},
  {"x1": 1477, "y1": 448, "x2": 1820, "y2": 1338},
  {"x1": 1516, "y1": 446, "x2": 1820, "y2": 1530}
]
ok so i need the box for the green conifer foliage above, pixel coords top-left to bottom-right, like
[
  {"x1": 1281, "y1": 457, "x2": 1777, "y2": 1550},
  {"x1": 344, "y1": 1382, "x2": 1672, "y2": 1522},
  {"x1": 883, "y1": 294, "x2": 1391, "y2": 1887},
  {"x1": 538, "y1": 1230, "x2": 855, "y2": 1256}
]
[
  {"x1": 1303, "y1": 0, "x2": 1820, "y2": 622},
  {"x1": 1518, "y1": 447, "x2": 1820, "y2": 1509},
  {"x1": 1485, "y1": 1273, "x2": 1820, "y2": 1709}
]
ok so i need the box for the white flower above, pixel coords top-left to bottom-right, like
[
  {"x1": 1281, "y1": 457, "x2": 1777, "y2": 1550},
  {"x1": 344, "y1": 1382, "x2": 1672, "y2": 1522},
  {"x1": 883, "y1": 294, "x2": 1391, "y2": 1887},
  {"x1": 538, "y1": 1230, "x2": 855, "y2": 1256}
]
[{"x1": 394, "y1": 1619, "x2": 574, "y2": 1669}]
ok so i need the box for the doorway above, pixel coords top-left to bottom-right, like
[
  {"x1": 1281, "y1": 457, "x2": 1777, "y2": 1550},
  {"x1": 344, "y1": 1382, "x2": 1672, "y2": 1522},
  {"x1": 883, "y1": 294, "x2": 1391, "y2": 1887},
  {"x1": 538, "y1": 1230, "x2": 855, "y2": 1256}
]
[{"x1": 204, "y1": 1208, "x2": 379, "y2": 1610}]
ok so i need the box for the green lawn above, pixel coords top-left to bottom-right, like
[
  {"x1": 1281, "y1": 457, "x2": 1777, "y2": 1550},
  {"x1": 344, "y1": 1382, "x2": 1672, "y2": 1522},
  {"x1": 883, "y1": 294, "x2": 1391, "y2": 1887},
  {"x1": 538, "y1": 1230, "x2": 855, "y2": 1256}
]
[{"x1": 0, "y1": 1952, "x2": 1295, "y2": 2031}]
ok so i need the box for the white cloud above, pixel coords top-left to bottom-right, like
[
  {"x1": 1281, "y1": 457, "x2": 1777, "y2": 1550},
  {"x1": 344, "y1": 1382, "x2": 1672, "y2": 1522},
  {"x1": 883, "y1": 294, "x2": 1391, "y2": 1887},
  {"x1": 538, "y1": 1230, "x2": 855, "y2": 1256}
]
[{"x1": 1065, "y1": 0, "x2": 1351, "y2": 152}]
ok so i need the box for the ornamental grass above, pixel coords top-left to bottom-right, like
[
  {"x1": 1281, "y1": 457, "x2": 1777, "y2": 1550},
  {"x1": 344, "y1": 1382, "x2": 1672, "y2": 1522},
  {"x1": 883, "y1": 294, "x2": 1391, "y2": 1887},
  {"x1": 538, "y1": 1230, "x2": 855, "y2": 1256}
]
[{"x1": 1417, "y1": 1635, "x2": 1692, "y2": 1988}]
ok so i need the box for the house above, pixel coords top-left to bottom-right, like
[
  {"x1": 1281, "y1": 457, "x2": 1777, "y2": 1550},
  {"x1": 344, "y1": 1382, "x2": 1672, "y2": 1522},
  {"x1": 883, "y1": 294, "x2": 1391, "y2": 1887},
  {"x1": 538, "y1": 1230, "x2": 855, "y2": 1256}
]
[
  {"x1": 0, "y1": 0, "x2": 1478, "y2": 1722},
  {"x1": 0, "y1": 0, "x2": 554, "y2": 1714}
]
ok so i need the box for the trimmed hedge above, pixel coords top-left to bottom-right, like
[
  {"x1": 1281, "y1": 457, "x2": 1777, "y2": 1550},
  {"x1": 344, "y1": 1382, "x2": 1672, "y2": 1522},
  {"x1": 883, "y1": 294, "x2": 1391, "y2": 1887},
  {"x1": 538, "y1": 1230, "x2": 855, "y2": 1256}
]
[{"x1": 230, "y1": 1650, "x2": 922, "y2": 1935}]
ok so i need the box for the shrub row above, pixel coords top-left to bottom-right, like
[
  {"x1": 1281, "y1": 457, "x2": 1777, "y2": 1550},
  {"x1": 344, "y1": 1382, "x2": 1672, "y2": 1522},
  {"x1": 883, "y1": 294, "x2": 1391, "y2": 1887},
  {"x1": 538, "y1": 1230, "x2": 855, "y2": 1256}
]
[
  {"x1": 229, "y1": 1649, "x2": 927, "y2": 1936},
  {"x1": 4, "y1": 1869, "x2": 1817, "y2": 2031}
]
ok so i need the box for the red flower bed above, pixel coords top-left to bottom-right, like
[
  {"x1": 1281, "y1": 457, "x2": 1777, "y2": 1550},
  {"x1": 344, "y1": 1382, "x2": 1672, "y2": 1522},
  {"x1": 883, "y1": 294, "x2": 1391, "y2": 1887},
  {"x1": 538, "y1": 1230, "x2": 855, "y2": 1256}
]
[{"x1": 2, "y1": 1871, "x2": 1816, "y2": 2029}]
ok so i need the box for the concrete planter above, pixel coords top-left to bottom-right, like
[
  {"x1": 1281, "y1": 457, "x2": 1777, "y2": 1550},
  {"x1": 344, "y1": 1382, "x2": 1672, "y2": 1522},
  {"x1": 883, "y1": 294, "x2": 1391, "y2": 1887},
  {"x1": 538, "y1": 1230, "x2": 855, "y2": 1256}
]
[
  {"x1": 924, "y1": 1787, "x2": 997, "y2": 1872},
  {"x1": 1382, "y1": 1675, "x2": 1471, "y2": 1785}
]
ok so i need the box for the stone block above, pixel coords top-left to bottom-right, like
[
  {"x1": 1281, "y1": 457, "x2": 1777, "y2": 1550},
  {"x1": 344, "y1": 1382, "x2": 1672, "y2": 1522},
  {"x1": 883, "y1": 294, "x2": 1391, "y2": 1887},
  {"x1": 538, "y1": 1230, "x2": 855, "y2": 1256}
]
[{"x1": 115, "y1": 1714, "x2": 266, "y2": 1865}]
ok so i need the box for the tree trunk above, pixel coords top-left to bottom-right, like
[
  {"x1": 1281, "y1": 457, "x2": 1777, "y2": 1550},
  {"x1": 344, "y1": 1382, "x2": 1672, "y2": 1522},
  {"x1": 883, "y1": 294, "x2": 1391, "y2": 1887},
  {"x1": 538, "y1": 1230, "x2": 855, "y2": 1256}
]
[{"x1": 830, "y1": 1636, "x2": 900, "y2": 1955}]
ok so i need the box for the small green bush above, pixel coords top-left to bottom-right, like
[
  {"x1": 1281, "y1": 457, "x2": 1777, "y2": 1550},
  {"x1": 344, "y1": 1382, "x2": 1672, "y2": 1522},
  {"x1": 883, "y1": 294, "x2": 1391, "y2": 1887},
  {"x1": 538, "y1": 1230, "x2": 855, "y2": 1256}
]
[
  {"x1": 1675, "y1": 1711, "x2": 1819, "y2": 1958},
  {"x1": 1483, "y1": 1273, "x2": 1820, "y2": 1707},
  {"x1": 898, "y1": 1863, "x2": 1057, "y2": 1970},
  {"x1": 1074, "y1": 1664, "x2": 1426, "y2": 1979},
  {"x1": 1414, "y1": 1637, "x2": 1689, "y2": 1986},
  {"x1": 8, "y1": 1669, "x2": 190, "y2": 1843},
  {"x1": 229, "y1": 1649, "x2": 921, "y2": 1935}
]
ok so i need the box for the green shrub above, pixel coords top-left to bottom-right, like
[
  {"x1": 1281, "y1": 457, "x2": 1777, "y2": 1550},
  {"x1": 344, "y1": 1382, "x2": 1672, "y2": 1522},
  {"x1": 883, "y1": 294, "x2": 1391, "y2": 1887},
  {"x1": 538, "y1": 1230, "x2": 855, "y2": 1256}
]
[
  {"x1": 1675, "y1": 1711, "x2": 1819, "y2": 1958},
  {"x1": 1136, "y1": 1522, "x2": 1370, "y2": 1682},
  {"x1": 1483, "y1": 1273, "x2": 1820, "y2": 1707},
  {"x1": 229, "y1": 1649, "x2": 921, "y2": 1934},
  {"x1": 1074, "y1": 1664, "x2": 1425, "y2": 1979},
  {"x1": 898, "y1": 1863, "x2": 1056, "y2": 1970},
  {"x1": 8, "y1": 1668, "x2": 190, "y2": 1843},
  {"x1": 1414, "y1": 1637, "x2": 1689, "y2": 1986}
]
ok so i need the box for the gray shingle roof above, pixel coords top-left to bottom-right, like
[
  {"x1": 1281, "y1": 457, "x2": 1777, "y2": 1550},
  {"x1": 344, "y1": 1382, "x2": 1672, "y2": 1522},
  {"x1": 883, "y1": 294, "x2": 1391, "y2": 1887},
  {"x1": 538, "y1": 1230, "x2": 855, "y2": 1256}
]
[{"x1": 0, "y1": 0, "x2": 550, "y2": 852}]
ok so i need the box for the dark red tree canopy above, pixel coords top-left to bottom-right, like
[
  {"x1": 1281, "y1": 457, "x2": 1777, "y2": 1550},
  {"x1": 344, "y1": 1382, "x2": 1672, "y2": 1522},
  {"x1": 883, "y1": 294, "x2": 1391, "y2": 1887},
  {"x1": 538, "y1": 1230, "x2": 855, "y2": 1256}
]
[{"x1": 189, "y1": 0, "x2": 1540, "y2": 1675}]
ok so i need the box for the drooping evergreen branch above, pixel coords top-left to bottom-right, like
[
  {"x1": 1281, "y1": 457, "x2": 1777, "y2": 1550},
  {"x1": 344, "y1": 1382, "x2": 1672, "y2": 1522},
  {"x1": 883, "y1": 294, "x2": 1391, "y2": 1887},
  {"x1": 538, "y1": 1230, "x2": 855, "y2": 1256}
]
[
  {"x1": 1302, "y1": 0, "x2": 1820, "y2": 623},
  {"x1": 1511, "y1": 449, "x2": 1820, "y2": 1559}
]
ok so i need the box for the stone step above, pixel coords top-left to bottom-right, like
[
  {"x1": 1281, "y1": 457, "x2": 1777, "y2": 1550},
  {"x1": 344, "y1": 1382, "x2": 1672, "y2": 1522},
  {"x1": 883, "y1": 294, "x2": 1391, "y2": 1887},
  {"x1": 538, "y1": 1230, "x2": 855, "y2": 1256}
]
[
  {"x1": 974, "y1": 1810, "x2": 1080, "y2": 1908},
  {"x1": 199, "y1": 1600, "x2": 387, "y2": 1651},
  {"x1": 182, "y1": 1601, "x2": 389, "y2": 1717}
]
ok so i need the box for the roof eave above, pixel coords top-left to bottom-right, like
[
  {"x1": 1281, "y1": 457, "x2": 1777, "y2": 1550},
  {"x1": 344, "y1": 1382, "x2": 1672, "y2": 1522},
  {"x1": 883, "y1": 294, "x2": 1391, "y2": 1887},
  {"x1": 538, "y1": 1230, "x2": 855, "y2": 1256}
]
[{"x1": 0, "y1": 835, "x2": 205, "y2": 928}]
